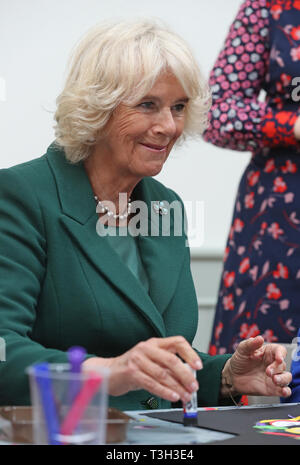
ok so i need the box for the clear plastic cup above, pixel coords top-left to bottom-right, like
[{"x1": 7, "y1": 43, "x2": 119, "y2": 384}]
[{"x1": 27, "y1": 363, "x2": 109, "y2": 445}]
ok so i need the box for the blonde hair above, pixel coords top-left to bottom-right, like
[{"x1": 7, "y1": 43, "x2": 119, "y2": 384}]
[{"x1": 54, "y1": 18, "x2": 211, "y2": 163}]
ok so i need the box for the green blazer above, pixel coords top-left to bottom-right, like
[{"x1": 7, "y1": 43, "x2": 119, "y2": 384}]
[{"x1": 0, "y1": 144, "x2": 231, "y2": 409}]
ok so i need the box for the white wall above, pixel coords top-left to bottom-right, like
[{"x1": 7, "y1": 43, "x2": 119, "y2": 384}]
[{"x1": 0, "y1": 0, "x2": 251, "y2": 254}]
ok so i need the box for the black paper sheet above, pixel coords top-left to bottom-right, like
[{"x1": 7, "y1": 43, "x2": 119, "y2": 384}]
[
  {"x1": 146, "y1": 404, "x2": 300, "y2": 445},
  {"x1": 206, "y1": 430, "x2": 298, "y2": 445}
]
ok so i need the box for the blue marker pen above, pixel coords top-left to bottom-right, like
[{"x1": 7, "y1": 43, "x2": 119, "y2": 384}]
[
  {"x1": 34, "y1": 363, "x2": 61, "y2": 445},
  {"x1": 183, "y1": 365, "x2": 198, "y2": 427}
]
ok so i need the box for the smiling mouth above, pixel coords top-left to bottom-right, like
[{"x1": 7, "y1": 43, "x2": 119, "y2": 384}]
[{"x1": 140, "y1": 142, "x2": 168, "y2": 152}]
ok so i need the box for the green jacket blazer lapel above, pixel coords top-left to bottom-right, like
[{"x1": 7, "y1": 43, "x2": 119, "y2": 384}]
[
  {"x1": 133, "y1": 179, "x2": 187, "y2": 314},
  {"x1": 61, "y1": 214, "x2": 167, "y2": 337},
  {"x1": 47, "y1": 147, "x2": 185, "y2": 337}
]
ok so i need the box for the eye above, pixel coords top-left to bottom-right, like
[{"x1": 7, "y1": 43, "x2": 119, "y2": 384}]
[
  {"x1": 138, "y1": 101, "x2": 155, "y2": 110},
  {"x1": 172, "y1": 103, "x2": 186, "y2": 113}
]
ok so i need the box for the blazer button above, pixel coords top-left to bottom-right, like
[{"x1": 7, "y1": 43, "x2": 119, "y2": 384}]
[{"x1": 141, "y1": 396, "x2": 159, "y2": 410}]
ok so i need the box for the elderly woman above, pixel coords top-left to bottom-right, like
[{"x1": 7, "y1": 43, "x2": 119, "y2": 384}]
[{"x1": 0, "y1": 19, "x2": 292, "y2": 410}]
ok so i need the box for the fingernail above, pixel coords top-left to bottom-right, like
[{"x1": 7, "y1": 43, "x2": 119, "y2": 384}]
[
  {"x1": 171, "y1": 392, "x2": 180, "y2": 401},
  {"x1": 194, "y1": 360, "x2": 202, "y2": 370},
  {"x1": 190, "y1": 382, "x2": 198, "y2": 392},
  {"x1": 282, "y1": 387, "x2": 290, "y2": 397}
]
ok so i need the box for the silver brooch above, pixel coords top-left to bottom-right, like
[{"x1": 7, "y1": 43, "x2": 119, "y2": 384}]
[{"x1": 153, "y1": 201, "x2": 168, "y2": 215}]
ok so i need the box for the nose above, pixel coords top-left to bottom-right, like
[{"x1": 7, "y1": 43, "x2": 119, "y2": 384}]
[{"x1": 152, "y1": 109, "x2": 177, "y2": 138}]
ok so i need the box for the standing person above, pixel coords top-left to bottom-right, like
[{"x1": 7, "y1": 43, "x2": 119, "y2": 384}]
[{"x1": 204, "y1": 0, "x2": 300, "y2": 355}]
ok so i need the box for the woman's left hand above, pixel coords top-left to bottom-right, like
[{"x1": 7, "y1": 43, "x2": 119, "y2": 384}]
[{"x1": 223, "y1": 336, "x2": 292, "y2": 398}]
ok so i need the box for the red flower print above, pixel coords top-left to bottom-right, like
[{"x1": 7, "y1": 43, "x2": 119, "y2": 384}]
[
  {"x1": 283, "y1": 135, "x2": 298, "y2": 145},
  {"x1": 270, "y1": 5, "x2": 283, "y2": 20},
  {"x1": 208, "y1": 345, "x2": 217, "y2": 356},
  {"x1": 233, "y1": 218, "x2": 245, "y2": 232},
  {"x1": 262, "y1": 121, "x2": 276, "y2": 138},
  {"x1": 273, "y1": 263, "x2": 289, "y2": 279},
  {"x1": 245, "y1": 192, "x2": 255, "y2": 208},
  {"x1": 268, "y1": 222, "x2": 284, "y2": 239},
  {"x1": 239, "y1": 257, "x2": 250, "y2": 274},
  {"x1": 280, "y1": 73, "x2": 292, "y2": 86},
  {"x1": 281, "y1": 160, "x2": 297, "y2": 173},
  {"x1": 214, "y1": 322, "x2": 223, "y2": 341},
  {"x1": 224, "y1": 271, "x2": 235, "y2": 288},
  {"x1": 276, "y1": 74, "x2": 293, "y2": 93},
  {"x1": 264, "y1": 110, "x2": 273, "y2": 120},
  {"x1": 294, "y1": 0, "x2": 300, "y2": 10},
  {"x1": 273, "y1": 176, "x2": 287, "y2": 193},
  {"x1": 291, "y1": 26, "x2": 300, "y2": 40},
  {"x1": 264, "y1": 159, "x2": 275, "y2": 173},
  {"x1": 266, "y1": 283, "x2": 282, "y2": 300},
  {"x1": 261, "y1": 222, "x2": 268, "y2": 231},
  {"x1": 248, "y1": 170, "x2": 260, "y2": 187},
  {"x1": 291, "y1": 46, "x2": 300, "y2": 61},
  {"x1": 239, "y1": 323, "x2": 260, "y2": 339},
  {"x1": 276, "y1": 111, "x2": 292, "y2": 125},
  {"x1": 223, "y1": 246, "x2": 229, "y2": 262},
  {"x1": 263, "y1": 329, "x2": 278, "y2": 343},
  {"x1": 223, "y1": 294, "x2": 234, "y2": 311}
]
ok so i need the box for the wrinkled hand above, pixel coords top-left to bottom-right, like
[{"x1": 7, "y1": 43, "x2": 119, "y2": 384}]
[
  {"x1": 83, "y1": 336, "x2": 202, "y2": 403},
  {"x1": 226, "y1": 336, "x2": 292, "y2": 398}
]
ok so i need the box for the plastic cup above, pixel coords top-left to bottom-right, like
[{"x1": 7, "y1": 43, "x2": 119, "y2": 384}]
[{"x1": 27, "y1": 363, "x2": 109, "y2": 445}]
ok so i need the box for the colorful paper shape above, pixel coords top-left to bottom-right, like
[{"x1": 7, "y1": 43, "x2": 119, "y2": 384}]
[{"x1": 254, "y1": 415, "x2": 300, "y2": 439}]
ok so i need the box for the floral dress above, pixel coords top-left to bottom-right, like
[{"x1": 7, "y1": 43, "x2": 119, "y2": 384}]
[{"x1": 204, "y1": 0, "x2": 300, "y2": 354}]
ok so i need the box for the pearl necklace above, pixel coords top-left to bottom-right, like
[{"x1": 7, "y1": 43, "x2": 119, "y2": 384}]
[{"x1": 94, "y1": 195, "x2": 132, "y2": 220}]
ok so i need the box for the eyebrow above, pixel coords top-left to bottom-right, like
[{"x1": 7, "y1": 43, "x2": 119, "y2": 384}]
[{"x1": 142, "y1": 95, "x2": 190, "y2": 103}]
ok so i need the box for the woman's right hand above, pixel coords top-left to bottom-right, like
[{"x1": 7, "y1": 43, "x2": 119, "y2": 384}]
[{"x1": 82, "y1": 336, "x2": 202, "y2": 403}]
